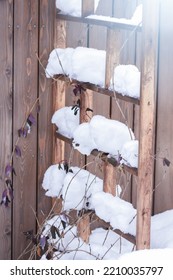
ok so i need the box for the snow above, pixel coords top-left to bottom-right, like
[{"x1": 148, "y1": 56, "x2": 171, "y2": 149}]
[
  {"x1": 51, "y1": 106, "x2": 79, "y2": 138},
  {"x1": 91, "y1": 192, "x2": 136, "y2": 233},
  {"x1": 73, "y1": 115, "x2": 135, "y2": 159},
  {"x1": 41, "y1": 209, "x2": 173, "y2": 260},
  {"x1": 55, "y1": 0, "x2": 142, "y2": 27},
  {"x1": 56, "y1": 0, "x2": 100, "y2": 17},
  {"x1": 46, "y1": 47, "x2": 140, "y2": 99},
  {"x1": 42, "y1": 165, "x2": 104, "y2": 210},
  {"x1": 86, "y1": 4, "x2": 142, "y2": 26},
  {"x1": 51, "y1": 108, "x2": 138, "y2": 167},
  {"x1": 42, "y1": 163, "x2": 66, "y2": 197},
  {"x1": 110, "y1": 64, "x2": 140, "y2": 98},
  {"x1": 120, "y1": 140, "x2": 138, "y2": 168}
]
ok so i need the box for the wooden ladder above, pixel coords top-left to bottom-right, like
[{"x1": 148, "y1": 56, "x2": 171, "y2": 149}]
[{"x1": 52, "y1": 0, "x2": 159, "y2": 250}]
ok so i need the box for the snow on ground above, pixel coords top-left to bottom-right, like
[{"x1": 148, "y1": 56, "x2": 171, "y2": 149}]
[
  {"x1": 56, "y1": 0, "x2": 100, "y2": 17},
  {"x1": 46, "y1": 47, "x2": 140, "y2": 98},
  {"x1": 42, "y1": 162, "x2": 173, "y2": 260},
  {"x1": 41, "y1": 208, "x2": 173, "y2": 260}
]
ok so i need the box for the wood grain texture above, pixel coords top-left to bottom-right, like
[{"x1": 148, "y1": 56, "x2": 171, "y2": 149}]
[
  {"x1": 37, "y1": 0, "x2": 54, "y2": 225},
  {"x1": 12, "y1": 0, "x2": 39, "y2": 259},
  {"x1": 111, "y1": 2, "x2": 136, "y2": 203},
  {"x1": 136, "y1": 0, "x2": 159, "y2": 250},
  {"x1": 82, "y1": 0, "x2": 94, "y2": 17},
  {"x1": 0, "y1": 0, "x2": 13, "y2": 260},
  {"x1": 65, "y1": 19, "x2": 87, "y2": 168},
  {"x1": 154, "y1": 0, "x2": 173, "y2": 214}
]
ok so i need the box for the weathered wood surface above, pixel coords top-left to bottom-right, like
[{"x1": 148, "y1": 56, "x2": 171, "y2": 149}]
[
  {"x1": 37, "y1": 0, "x2": 54, "y2": 226},
  {"x1": 12, "y1": 0, "x2": 39, "y2": 259},
  {"x1": 0, "y1": 0, "x2": 13, "y2": 260},
  {"x1": 154, "y1": 0, "x2": 173, "y2": 214},
  {"x1": 136, "y1": 0, "x2": 159, "y2": 250}
]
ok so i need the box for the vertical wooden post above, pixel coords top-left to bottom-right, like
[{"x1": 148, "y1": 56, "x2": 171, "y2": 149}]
[
  {"x1": 105, "y1": 28, "x2": 122, "y2": 89},
  {"x1": 77, "y1": 212, "x2": 91, "y2": 244},
  {"x1": 52, "y1": 19, "x2": 66, "y2": 214},
  {"x1": 103, "y1": 161, "x2": 116, "y2": 195},
  {"x1": 80, "y1": 89, "x2": 93, "y2": 123},
  {"x1": 136, "y1": 0, "x2": 159, "y2": 250},
  {"x1": 103, "y1": 28, "x2": 122, "y2": 196},
  {"x1": 82, "y1": 0, "x2": 94, "y2": 17},
  {"x1": 77, "y1": 90, "x2": 93, "y2": 243}
]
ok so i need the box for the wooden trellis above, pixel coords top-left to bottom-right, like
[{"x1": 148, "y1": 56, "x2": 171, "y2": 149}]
[{"x1": 53, "y1": 0, "x2": 159, "y2": 250}]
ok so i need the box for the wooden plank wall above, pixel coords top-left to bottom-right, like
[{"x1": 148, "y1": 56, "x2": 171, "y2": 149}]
[
  {"x1": 0, "y1": 0, "x2": 13, "y2": 260},
  {"x1": 0, "y1": 0, "x2": 54, "y2": 260},
  {"x1": 1, "y1": 0, "x2": 173, "y2": 260}
]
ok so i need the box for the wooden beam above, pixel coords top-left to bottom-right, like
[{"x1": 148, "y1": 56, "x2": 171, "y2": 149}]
[
  {"x1": 56, "y1": 131, "x2": 138, "y2": 176},
  {"x1": 55, "y1": 75, "x2": 140, "y2": 105},
  {"x1": 56, "y1": 14, "x2": 142, "y2": 32},
  {"x1": 136, "y1": 0, "x2": 159, "y2": 250}
]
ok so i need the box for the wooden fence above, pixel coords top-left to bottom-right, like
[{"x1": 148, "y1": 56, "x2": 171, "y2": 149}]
[{"x1": 0, "y1": 0, "x2": 173, "y2": 259}]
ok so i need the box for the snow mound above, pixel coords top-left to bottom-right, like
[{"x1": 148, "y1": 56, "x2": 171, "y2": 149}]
[
  {"x1": 73, "y1": 115, "x2": 135, "y2": 159},
  {"x1": 51, "y1": 106, "x2": 79, "y2": 138},
  {"x1": 92, "y1": 192, "x2": 136, "y2": 233},
  {"x1": 46, "y1": 47, "x2": 140, "y2": 98}
]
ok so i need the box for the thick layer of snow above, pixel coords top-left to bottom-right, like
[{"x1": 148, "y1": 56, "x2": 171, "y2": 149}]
[
  {"x1": 110, "y1": 65, "x2": 140, "y2": 98},
  {"x1": 120, "y1": 140, "x2": 138, "y2": 168},
  {"x1": 56, "y1": 0, "x2": 100, "y2": 17},
  {"x1": 119, "y1": 248, "x2": 173, "y2": 260},
  {"x1": 46, "y1": 47, "x2": 140, "y2": 98},
  {"x1": 46, "y1": 47, "x2": 106, "y2": 87},
  {"x1": 42, "y1": 216, "x2": 134, "y2": 260},
  {"x1": 41, "y1": 209, "x2": 173, "y2": 260},
  {"x1": 42, "y1": 163, "x2": 66, "y2": 197},
  {"x1": 92, "y1": 192, "x2": 136, "y2": 233},
  {"x1": 51, "y1": 109, "x2": 138, "y2": 167},
  {"x1": 51, "y1": 106, "x2": 79, "y2": 138},
  {"x1": 42, "y1": 165, "x2": 104, "y2": 210},
  {"x1": 73, "y1": 115, "x2": 135, "y2": 158}
]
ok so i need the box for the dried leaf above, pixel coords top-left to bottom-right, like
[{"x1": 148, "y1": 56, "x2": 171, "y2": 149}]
[
  {"x1": 63, "y1": 162, "x2": 69, "y2": 173},
  {"x1": 0, "y1": 189, "x2": 11, "y2": 207},
  {"x1": 18, "y1": 127, "x2": 28, "y2": 138},
  {"x1": 50, "y1": 225, "x2": 61, "y2": 239},
  {"x1": 61, "y1": 220, "x2": 66, "y2": 230},
  {"x1": 27, "y1": 113, "x2": 36, "y2": 125},
  {"x1": 5, "y1": 179, "x2": 12, "y2": 189},
  {"x1": 163, "y1": 157, "x2": 171, "y2": 167},
  {"x1": 40, "y1": 236, "x2": 46, "y2": 250},
  {"x1": 37, "y1": 247, "x2": 41, "y2": 257},
  {"x1": 15, "y1": 145, "x2": 22, "y2": 157},
  {"x1": 5, "y1": 164, "x2": 12, "y2": 177},
  {"x1": 85, "y1": 108, "x2": 93, "y2": 113}
]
